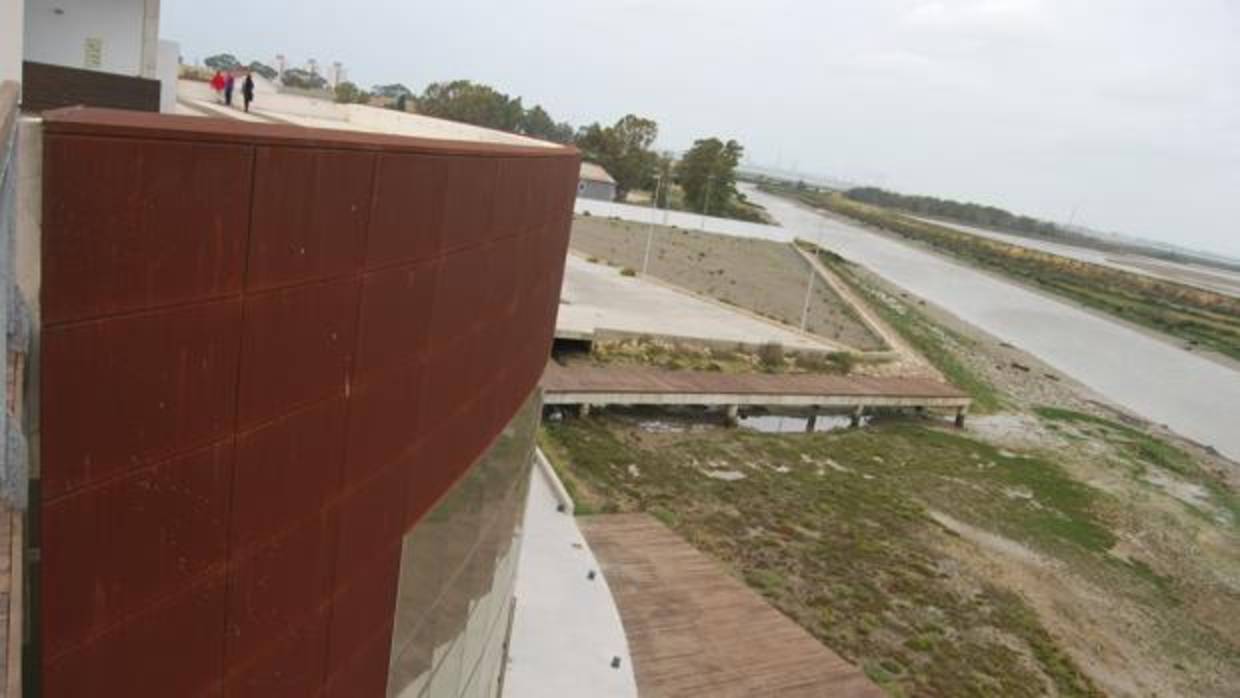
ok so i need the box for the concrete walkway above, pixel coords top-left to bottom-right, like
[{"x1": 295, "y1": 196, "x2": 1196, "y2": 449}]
[
  {"x1": 559, "y1": 255, "x2": 838, "y2": 353},
  {"x1": 503, "y1": 459, "x2": 637, "y2": 698}
]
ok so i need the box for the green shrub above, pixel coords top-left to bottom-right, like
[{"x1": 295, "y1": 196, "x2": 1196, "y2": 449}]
[
  {"x1": 828, "y1": 351, "x2": 857, "y2": 374},
  {"x1": 758, "y1": 341, "x2": 785, "y2": 369}
]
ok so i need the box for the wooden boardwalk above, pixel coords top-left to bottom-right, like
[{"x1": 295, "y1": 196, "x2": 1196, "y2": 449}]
[
  {"x1": 542, "y1": 363, "x2": 971, "y2": 423},
  {"x1": 580, "y1": 514, "x2": 883, "y2": 698}
]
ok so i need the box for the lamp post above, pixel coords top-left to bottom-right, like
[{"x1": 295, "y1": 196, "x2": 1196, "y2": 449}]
[
  {"x1": 800, "y1": 219, "x2": 827, "y2": 332},
  {"x1": 641, "y1": 171, "x2": 664, "y2": 275},
  {"x1": 799, "y1": 263, "x2": 815, "y2": 332}
]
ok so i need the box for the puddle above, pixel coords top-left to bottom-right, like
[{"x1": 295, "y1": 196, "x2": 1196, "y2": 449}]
[
  {"x1": 1143, "y1": 471, "x2": 1212, "y2": 508},
  {"x1": 637, "y1": 420, "x2": 688, "y2": 433},
  {"x1": 739, "y1": 414, "x2": 864, "y2": 433}
]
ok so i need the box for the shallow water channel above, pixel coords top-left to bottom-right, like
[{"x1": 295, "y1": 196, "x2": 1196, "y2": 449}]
[{"x1": 576, "y1": 190, "x2": 1240, "y2": 462}]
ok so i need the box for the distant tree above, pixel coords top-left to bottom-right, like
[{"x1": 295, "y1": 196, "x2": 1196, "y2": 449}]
[
  {"x1": 247, "y1": 60, "x2": 277, "y2": 80},
  {"x1": 334, "y1": 81, "x2": 369, "y2": 104},
  {"x1": 395, "y1": 93, "x2": 408, "y2": 112},
  {"x1": 416, "y1": 80, "x2": 525, "y2": 132},
  {"x1": 372, "y1": 83, "x2": 413, "y2": 100},
  {"x1": 575, "y1": 114, "x2": 659, "y2": 200},
  {"x1": 281, "y1": 67, "x2": 328, "y2": 90},
  {"x1": 844, "y1": 187, "x2": 1062, "y2": 238},
  {"x1": 519, "y1": 105, "x2": 574, "y2": 143},
  {"x1": 677, "y1": 137, "x2": 744, "y2": 215},
  {"x1": 204, "y1": 53, "x2": 241, "y2": 71}
]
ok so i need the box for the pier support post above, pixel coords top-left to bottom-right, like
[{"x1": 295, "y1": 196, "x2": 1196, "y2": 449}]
[
  {"x1": 725, "y1": 404, "x2": 739, "y2": 427},
  {"x1": 579, "y1": 403, "x2": 591, "y2": 418},
  {"x1": 805, "y1": 413, "x2": 818, "y2": 433},
  {"x1": 954, "y1": 406, "x2": 967, "y2": 429},
  {"x1": 849, "y1": 406, "x2": 864, "y2": 429}
]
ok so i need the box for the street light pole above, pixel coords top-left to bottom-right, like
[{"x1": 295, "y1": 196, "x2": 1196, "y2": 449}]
[
  {"x1": 641, "y1": 172, "x2": 663, "y2": 275},
  {"x1": 800, "y1": 262, "x2": 814, "y2": 332},
  {"x1": 801, "y1": 219, "x2": 828, "y2": 332}
]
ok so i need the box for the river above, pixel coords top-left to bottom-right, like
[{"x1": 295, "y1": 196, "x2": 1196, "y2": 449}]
[{"x1": 575, "y1": 187, "x2": 1240, "y2": 462}]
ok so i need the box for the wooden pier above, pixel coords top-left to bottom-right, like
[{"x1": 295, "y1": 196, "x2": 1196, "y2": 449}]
[{"x1": 541, "y1": 363, "x2": 972, "y2": 426}]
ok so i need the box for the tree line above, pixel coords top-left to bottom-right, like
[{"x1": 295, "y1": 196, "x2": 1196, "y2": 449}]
[
  {"x1": 342, "y1": 78, "x2": 756, "y2": 220},
  {"x1": 202, "y1": 54, "x2": 757, "y2": 220},
  {"x1": 844, "y1": 187, "x2": 1061, "y2": 238}
]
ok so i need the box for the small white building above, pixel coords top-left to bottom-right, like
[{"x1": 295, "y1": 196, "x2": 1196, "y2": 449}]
[
  {"x1": 578, "y1": 161, "x2": 617, "y2": 202},
  {"x1": 6, "y1": 0, "x2": 177, "y2": 113}
]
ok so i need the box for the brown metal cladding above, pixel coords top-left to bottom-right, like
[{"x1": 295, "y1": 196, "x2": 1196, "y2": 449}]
[
  {"x1": 40, "y1": 135, "x2": 252, "y2": 324},
  {"x1": 38, "y1": 107, "x2": 579, "y2": 696}
]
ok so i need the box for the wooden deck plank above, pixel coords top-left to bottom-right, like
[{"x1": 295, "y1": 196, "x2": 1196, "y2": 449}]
[
  {"x1": 543, "y1": 362, "x2": 967, "y2": 400},
  {"x1": 581, "y1": 514, "x2": 884, "y2": 698}
]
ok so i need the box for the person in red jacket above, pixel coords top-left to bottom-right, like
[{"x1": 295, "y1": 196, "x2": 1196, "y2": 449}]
[{"x1": 209, "y1": 70, "x2": 226, "y2": 102}]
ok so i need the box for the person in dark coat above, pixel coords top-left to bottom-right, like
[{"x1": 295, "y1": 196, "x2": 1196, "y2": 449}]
[
  {"x1": 224, "y1": 73, "x2": 235, "y2": 106},
  {"x1": 242, "y1": 72, "x2": 255, "y2": 113}
]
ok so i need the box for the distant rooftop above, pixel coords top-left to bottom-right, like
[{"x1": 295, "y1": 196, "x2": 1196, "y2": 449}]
[
  {"x1": 175, "y1": 78, "x2": 561, "y2": 149},
  {"x1": 580, "y1": 161, "x2": 615, "y2": 184}
]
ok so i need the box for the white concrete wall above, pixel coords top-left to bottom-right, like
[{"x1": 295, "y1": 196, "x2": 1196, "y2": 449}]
[
  {"x1": 139, "y1": 0, "x2": 158, "y2": 78},
  {"x1": 156, "y1": 39, "x2": 178, "y2": 113},
  {"x1": 24, "y1": 0, "x2": 146, "y2": 76},
  {"x1": 0, "y1": 0, "x2": 22, "y2": 84}
]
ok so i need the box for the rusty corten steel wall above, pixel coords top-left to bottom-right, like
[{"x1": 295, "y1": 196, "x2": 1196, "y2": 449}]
[{"x1": 36, "y1": 107, "x2": 578, "y2": 697}]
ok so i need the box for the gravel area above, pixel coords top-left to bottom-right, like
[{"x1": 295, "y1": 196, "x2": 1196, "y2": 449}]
[{"x1": 571, "y1": 216, "x2": 885, "y2": 351}]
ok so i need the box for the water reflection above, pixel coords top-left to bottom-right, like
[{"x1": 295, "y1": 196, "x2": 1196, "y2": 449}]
[
  {"x1": 739, "y1": 413, "x2": 860, "y2": 433},
  {"x1": 386, "y1": 391, "x2": 541, "y2": 698}
]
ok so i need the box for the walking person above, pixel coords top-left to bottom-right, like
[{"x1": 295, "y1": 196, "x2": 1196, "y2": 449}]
[
  {"x1": 242, "y1": 72, "x2": 255, "y2": 113},
  {"x1": 224, "y1": 72, "x2": 235, "y2": 107},
  {"x1": 209, "y1": 70, "x2": 226, "y2": 102}
]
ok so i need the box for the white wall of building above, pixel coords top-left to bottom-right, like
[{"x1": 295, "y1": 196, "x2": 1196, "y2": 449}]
[
  {"x1": 23, "y1": 0, "x2": 151, "y2": 76},
  {"x1": 0, "y1": 0, "x2": 22, "y2": 84},
  {"x1": 156, "y1": 39, "x2": 178, "y2": 113}
]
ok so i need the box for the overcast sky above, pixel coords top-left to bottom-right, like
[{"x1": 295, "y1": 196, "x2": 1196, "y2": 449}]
[{"x1": 164, "y1": 0, "x2": 1240, "y2": 258}]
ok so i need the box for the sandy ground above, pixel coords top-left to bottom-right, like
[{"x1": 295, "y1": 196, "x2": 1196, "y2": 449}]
[
  {"x1": 571, "y1": 216, "x2": 885, "y2": 351},
  {"x1": 559, "y1": 255, "x2": 838, "y2": 352},
  {"x1": 846, "y1": 264, "x2": 1240, "y2": 697}
]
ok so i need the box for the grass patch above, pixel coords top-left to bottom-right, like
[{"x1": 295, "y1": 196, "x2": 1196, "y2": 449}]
[
  {"x1": 588, "y1": 337, "x2": 855, "y2": 375},
  {"x1": 543, "y1": 416, "x2": 1106, "y2": 696},
  {"x1": 536, "y1": 428, "x2": 601, "y2": 516},
  {"x1": 1033, "y1": 407, "x2": 1197, "y2": 476}
]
